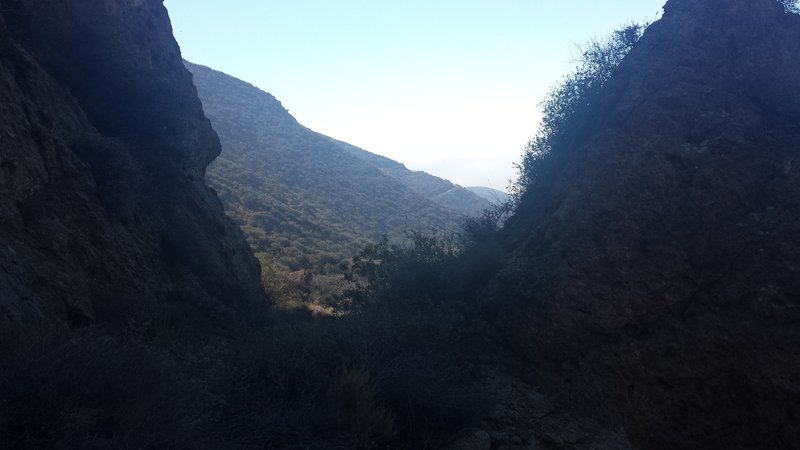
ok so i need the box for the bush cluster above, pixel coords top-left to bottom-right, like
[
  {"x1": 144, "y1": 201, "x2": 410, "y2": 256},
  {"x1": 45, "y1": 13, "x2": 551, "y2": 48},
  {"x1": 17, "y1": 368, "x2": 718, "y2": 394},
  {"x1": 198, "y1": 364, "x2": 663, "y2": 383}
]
[
  {"x1": 511, "y1": 23, "x2": 645, "y2": 199},
  {"x1": 781, "y1": 0, "x2": 800, "y2": 13},
  {"x1": 0, "y1": 222, "x2": 501, "y2": 448}
]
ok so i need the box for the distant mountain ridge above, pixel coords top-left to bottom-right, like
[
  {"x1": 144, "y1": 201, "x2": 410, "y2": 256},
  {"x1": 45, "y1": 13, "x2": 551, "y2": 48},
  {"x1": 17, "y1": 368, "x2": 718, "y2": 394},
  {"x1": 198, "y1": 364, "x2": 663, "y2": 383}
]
[
  {"x1": 465, "y1": 186, "x2": 511, "y2": 205},
  {"x1": 331, "y1": 137, "x2": 493, "y2": 215},
  {"x1": 186, "y1": 61, "x2": 487, "y2": 274}
]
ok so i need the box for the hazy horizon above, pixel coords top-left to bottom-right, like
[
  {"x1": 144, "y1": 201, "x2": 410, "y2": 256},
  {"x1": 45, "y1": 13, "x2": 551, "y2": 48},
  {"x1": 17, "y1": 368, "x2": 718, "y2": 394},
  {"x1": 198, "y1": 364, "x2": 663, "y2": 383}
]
[{"x1": 164, "y1": 1, "x2": 665, "y2": 190}]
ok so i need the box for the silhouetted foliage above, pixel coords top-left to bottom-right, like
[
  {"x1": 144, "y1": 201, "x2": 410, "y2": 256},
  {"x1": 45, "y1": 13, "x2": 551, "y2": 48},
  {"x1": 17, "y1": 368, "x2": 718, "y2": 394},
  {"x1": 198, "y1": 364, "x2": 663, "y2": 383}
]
[
  {"x1": 0, "y1": 328, "x2": 193, "y2": 449},
  {"x1": 512, "y1": 23, "x2": 645, "y2": 198},
  {"x1": 0, "y1": 302, "x2": 488, "y2": 449},
  {"x1": 461, "y1": 199, "x2": 514, "y2": 243},
  {"x1": 1, "y1": 221, "x2": 501, "y2": 448},
  {"x1": 780, "y1": 0, "x2": 799, "y2": 13},
  {"x1": 345, "y1": 231, "x2": 460, "y2": 310},
  {"x1": 343, "y1": 222, "x2": 506, "y2": 318}
]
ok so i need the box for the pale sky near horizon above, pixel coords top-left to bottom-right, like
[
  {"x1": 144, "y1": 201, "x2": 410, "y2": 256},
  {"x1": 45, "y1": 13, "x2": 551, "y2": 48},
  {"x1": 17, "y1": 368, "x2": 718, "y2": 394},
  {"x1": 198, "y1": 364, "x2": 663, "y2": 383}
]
[{"x1": 164, "y1": 1, "x2": 665, "y2": 191}]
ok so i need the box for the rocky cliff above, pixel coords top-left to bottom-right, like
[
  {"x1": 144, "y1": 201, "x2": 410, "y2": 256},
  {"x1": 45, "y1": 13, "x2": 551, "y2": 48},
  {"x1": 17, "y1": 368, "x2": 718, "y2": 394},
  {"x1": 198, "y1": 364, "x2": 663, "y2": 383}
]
[
  {"x1": 493, "y1": 0, "x2": 800, "y2": 448},
  {"x1": 0, "y1": 0, "x2": 266, "y2": 329}
]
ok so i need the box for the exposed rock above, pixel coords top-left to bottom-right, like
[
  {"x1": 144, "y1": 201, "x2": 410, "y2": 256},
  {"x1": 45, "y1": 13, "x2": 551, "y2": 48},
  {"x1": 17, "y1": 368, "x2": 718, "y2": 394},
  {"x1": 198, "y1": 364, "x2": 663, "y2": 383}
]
[
  {"x1": 0, "y1": 0, "x2": 266, "y2": 328},
  {"x1": 492, "y1": 0, "x2": 800, "y2": 448}
]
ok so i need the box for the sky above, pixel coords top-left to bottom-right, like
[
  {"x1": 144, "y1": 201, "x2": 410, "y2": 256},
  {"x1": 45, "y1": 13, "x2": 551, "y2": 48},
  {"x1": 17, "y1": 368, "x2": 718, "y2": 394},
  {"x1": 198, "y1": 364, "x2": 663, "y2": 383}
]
[{"x1": 164, "y1": 1, "x2": 665, "y2": 191}]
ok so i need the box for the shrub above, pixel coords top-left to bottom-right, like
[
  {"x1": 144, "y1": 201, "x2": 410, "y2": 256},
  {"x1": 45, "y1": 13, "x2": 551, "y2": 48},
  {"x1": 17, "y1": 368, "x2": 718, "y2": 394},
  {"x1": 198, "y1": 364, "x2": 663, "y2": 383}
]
[
  {"x1": 322, "y1": 366, "x2": 396, "y2": 448},
  {"x1": 344, "y1": 231, "x2": 461, "y2": 310},
  {"x1": 780, "y1": 0, "x2": 799, "y2": 13},
  {"x1": 512, "y1": 23, "x2": 645, "y2": 199},
  {"x1": 0, "y1": 327, "x2": 195, "y2": 449}
]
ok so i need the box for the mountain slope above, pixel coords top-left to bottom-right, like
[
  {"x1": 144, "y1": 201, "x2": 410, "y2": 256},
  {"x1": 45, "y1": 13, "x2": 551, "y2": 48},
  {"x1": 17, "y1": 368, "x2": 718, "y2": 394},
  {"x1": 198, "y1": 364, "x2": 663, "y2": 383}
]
[
  {"x1": 465, "y1": 186, "x2": 511, "y2": 205},
  {"x1": 489, "y1": 0, "x2": 800, "y2": 447},
  {"x1": 186, "y1": 62, "x2": 475, "y2": 273},
  {"x1": 333, "y1": 138, "x2": 494, "y2": 215}
]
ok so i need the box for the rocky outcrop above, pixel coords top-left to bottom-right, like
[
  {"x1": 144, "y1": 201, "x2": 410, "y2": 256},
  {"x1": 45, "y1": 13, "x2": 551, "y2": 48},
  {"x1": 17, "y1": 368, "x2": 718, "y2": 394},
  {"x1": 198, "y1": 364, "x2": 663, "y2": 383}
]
[
  {"x1": 0, "y1": 0, "x2": 266, "y2": 328},
  {"x1": 493, "y1": 0, "x2": 800, "y2": 448}
]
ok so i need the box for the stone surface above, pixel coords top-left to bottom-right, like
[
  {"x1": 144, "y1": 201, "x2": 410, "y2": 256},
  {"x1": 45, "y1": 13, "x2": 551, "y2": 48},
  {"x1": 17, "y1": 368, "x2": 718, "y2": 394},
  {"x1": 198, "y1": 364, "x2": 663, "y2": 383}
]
[
  {"x1": 492, "y1": 0, "x2": 800, "y2": 448},
  {"x1": 0, "y1": 0, "x2": 266, "y2": 328}
]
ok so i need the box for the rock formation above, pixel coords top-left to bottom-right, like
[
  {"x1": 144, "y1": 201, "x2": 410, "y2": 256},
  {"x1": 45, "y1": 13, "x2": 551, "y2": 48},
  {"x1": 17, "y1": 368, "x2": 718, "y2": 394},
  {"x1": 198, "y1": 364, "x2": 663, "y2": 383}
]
[
  {"x1": 0, "y1": 0, "x2": 266, "y2": 328},
  {"x1": 493, "y1": 0, "x2": 800, "y2": 448}
]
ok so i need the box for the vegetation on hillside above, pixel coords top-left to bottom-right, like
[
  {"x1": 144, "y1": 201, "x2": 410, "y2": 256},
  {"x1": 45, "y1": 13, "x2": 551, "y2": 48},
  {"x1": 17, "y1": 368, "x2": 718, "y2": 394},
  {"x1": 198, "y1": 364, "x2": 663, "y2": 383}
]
[
  {"x1": 5, "y1": 1, "x2": 799, "y2": 448},
  {"x1": 337, "y1": 139, "x2": 494, "y2": 216},
  {"x1": 511, "y1": 23, "x2": 646, "y2": 200},
  {"x1": 0, "y1": 19, "x2": 653, "y2": 450},
  {"x1": 0, "y1": 220, "x2": 505, "y2": 448},
  {"x1": 188, "y1": 62, "x2": 480, "y2": 310}
]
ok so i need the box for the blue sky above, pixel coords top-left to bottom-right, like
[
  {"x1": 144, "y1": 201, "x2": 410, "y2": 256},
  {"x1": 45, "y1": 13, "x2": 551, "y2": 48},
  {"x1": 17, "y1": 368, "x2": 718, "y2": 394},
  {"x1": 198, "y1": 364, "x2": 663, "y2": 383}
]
[{"x1": 164, "y1": 1, "x2": 666, "y2": 190}]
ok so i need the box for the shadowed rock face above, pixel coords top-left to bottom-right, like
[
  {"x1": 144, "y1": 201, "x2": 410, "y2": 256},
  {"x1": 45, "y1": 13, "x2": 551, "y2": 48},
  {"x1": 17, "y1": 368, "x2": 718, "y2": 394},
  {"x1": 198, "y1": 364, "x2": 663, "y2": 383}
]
[
  {"x1": 493, "y1": 0, "x2": 800, "y2": 448},
  {"x1": 0, "y1": 0, "x2": 266, "y2": 328}
]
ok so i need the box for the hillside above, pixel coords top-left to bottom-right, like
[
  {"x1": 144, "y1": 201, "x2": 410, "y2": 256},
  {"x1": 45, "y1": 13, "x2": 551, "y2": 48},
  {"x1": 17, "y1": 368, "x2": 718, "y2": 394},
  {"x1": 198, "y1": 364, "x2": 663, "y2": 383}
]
[
  {"x1": 490, "y1": 0, "x2": 800, "y2": 447},
  {"x1": 187, "y1": 62, "x2": 487, "y2": 277},
  {"x1": 465, "y1": 186, "x2": 511, "y2": 205},
  {"x1": 3, "y1": 0, "x2": 799, "y2": 448},
  {"x1": 333, "y1": 137, "x2": 494, "y2": 215}
]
